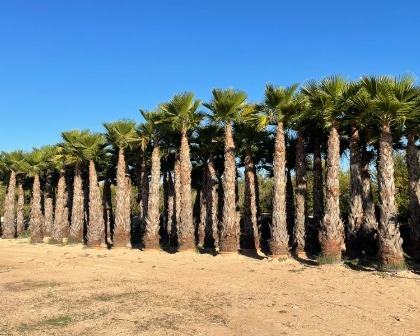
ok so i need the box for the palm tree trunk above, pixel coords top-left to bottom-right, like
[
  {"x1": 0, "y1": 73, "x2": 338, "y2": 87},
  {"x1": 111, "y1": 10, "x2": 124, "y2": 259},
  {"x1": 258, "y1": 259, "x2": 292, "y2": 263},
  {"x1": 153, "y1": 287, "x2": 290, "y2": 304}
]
[
  {"x1": 242, "y1": 146, "x2": 259, "y2": 251},
  {"x1": 361, "y1": 145, "x2": 378, "y2": 255},
  {"x1": 178, "y1": 129, "x2": 195, "y2": 250},
  {"x1": 16, "y1": 184, "x2": 25, "y2": 236},
  {"x1": 293, "y1": 130, "x2": 308, "y2": 253},
  {"x1": 2, "y1": 171, "x2": 16, "y2": 238},
  {"x1": 406, "y1": 132, "x2": 420, "y2": 260},
  {"x1": 43, "y1": 171, "x2": 54, "y2": 237},
  {"x1": 144, "y1": 139, "x2": 161, "y2": 249},
  {"x1": 52, "y1": 170, "x2": 68, "y2": 244},
  {"x1": 30, "y1": 174, "x2": 44, "y2": 243},
  {"x1": 205, "y1": 152, "x2": 218, "y2": 249},
  {"x1": 193, "y1": 188, "x2": 202, "y2": 245},
  {"x1": 198, "y1": 171, "x2": 207, "y2": 247},
  {"x1": 113, "y1": 148, "x2": 131, "y2": 248},
  {"x1": 171, "y1": 154, "x2": 181, "y2": 246},
  {"x1": 220, "y1": 123, "x2": 238, "y2": 253},
  {"x1": 140, "y1": 153, "x2": 149, "y2": 234},
  {"x1": 269, "y1": 122, "x2": 289, "y2": 256},
  {"x1": 377, "y1": 123, "x2": 405, "y2": 270},
  {"x1": 347, "y1": 125, "x2": 364, "y2": 256},
  {"x1": 69, "y1": 164, "x2": 84, "y2": 243},
  {"x1": 87, "y1": 160, "x2": 105, "y2": 247},
  {"x1": 313, "y1": 139, "x2": 324, "y2": 231},
  {"x1": 162, "y1": 169, "x2": 169, "y2": 239},
  {"x1": 167, "y1": 170, "x2": 174, "y2": 242},
  {"x1": 286, "y1": 169, "x2": 295, "y2": 244},
  {"x1": 320, "y1": 120, "x2": 344, "y2": 262},
  {"x1": 102, "y1": 179, "x2": 113, "y2": 244}
]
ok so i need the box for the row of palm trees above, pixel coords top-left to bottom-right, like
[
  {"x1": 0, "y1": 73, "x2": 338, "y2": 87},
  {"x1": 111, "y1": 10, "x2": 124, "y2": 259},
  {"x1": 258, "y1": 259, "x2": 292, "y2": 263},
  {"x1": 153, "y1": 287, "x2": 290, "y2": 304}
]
[{"x1": 1, "y1": 74, "x2": 420, "y2": 271}]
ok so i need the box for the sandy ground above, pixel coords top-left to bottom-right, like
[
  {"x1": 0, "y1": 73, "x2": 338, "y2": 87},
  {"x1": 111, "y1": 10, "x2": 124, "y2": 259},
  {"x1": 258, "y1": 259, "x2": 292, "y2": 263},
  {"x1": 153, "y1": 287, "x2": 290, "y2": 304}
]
[{"x1": 0, "y1": 239, "x2": 420, "y2": 336}]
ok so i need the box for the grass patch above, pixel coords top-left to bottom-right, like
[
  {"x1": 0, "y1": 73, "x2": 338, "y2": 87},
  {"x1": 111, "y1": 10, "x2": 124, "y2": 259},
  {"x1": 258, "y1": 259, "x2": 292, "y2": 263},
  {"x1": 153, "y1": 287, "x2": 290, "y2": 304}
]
[
  {"x1": 288, "y1": 267, "x2": 305, "y2": 273},
  {"x1": 42, "y1": 315, "x2": 72, "y2": 327},
  {"x1": 316, "y1": 255, "x2": 342, "y2": 265},
  {"x1": 18, "y1": 230, "x2": 31, "y2": 238},
  {"x1": 4, "y1": 280, "x2": 61, "y2": 292},
  {"x1": 372, "y1": 271, "x2": 389, "y2": 278}
]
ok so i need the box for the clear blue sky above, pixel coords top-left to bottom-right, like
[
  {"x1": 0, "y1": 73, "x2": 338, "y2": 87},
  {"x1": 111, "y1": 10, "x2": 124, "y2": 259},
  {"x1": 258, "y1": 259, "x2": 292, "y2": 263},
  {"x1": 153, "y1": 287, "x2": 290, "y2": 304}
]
[{"x1": 0, "y1": 0, "x2": 419, "y2": 152}]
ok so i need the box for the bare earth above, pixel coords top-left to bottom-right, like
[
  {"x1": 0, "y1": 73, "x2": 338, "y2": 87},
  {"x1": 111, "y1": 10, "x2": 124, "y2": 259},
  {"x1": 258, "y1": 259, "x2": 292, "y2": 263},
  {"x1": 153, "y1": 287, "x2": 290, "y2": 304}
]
[{"x1": 0, "y1": 239, "x2": 419, "y2": 336}]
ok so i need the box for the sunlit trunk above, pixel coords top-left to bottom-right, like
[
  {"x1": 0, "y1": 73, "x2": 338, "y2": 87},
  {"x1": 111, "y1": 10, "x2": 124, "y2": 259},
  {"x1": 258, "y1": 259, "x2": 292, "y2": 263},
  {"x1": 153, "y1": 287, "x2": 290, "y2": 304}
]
[
  {"x1": 205, "y1": 152, "x2": 218, "y2": 249},
  {"x1": 178, "y1": 129, "x2": 195, "y2": 250},
  {"x1": 219, "y1": 123, "x2": 239, "y2": 253},
  {"x1": 52, "y1": 170, "x2": 68, "y2": 243},
  {"x1": 69, "y1": 164, "x2": 84, "y2": 243},
  {"x1": 269, "y1": 122, "x2": 289, "y2": 256},
  {"x1": 2, "y1": 171, "x2": 16, "y2": 238},
  {"x1": 86, "y1": 160, "x2": 105, "y2": 247},
  {"x1": 377, "y1": 123, "x2": 404, "y2": 270},
  {"x1": 320, "y1": 120, "x2": 344, "y2": 262},
  {"x1": 113, "y1": 148, "x2": 131, "y2": 248},
  {"x1": 16, "y1": 184, "x2": 25, "y2": 236},
  {"x1": 30, "y1": 174, "x2": 44, "y2": 243},
  {"x1": 144, "y1": 139, "x2": 161, "y2": 249},
  {"x1": 43, "y1": 171, "x2": 54, "y2": 237}
]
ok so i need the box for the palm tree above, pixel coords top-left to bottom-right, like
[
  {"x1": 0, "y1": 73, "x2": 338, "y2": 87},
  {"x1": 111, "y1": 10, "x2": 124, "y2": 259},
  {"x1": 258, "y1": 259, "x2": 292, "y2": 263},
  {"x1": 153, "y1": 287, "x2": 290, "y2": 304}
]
[
  {"x1": 26, "y1": 148, "x2": 47, "y2": 243},
  {"x1": 1, "y1": 151, "x2": 24, "y2": 238},
  {"x1": 204, "y1": 88, "x2": 247, "y2": 253},
  {"x1": 140, "y1": 110, "x2": 163, "y2": 249},
  {"x1": 103, "y1": 120, "x2": 138, "y2": 248},
  {"x1": 302, "y1": 76, "x2": 347, "y2": 262},
  {"x1": 360, "y1": 75, "x2": 418, "y2": 270},
  {"x1": 76, "y1": 131, "x2": 107, "y2": 247},
  {"x1": 159, "y1": 92, "x2": 203, "y2": 251},
  {"x1": 41, "y1": 145, "x2": 58, "y2": 239},
  {"x1": 262, "y1": 83, "x2": 299, "y2": 257},
  {"x1": 62, "y1": 130, "x2": 89, "y2": 243}
]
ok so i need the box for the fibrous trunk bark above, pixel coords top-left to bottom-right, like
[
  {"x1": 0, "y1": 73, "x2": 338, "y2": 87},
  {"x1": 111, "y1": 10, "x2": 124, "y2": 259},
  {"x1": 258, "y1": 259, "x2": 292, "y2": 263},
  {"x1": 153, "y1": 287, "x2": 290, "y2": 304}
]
[
  {"x1": 43, "y1": 171, "x2": 54, "y2": 237},
  {"x1": 87, "y1": 160, "x2": 105, "y2": 247},
  {"x1": 406, "y1": 133, "x2": 420, "y2": 260},
  {"x1": 293, "y1": 130, "x2": 308, "y2": 253},
  {"x1": 113, "y1": 148, "x2": 131, "y2": 248},
  {"x1": 220, "y1": 123, "x2": 239, "y2": 253},
  {"x1": 30, "y1": 174, "x2": 44, "y2": 243},
  {"x1": 286, "y1": 169, "x2": 295, "y2": 245},
  {"x1": 144, "y1": 140, "x2": 161, "y2": 249},
  {"x1": 320, "y1": 120, "x2": 344, "y2": 262},
  {"x1": 198, "y1": 171, "x2": 207, "y2": 247},
  {"x1": 2, "y1": 171, "x2": 16, "y2": 238},
  {"x1": 269, "y1": 122, "x2": 289, "y2": 256},
  {"x1": 103, "y1": 179, "x2": 113, "y2": 244},
  {"x1": 205, "y1": 152, "x2": 218, "y2": 249},
  {"x1": 16, "y1": 184, "x2": 25, "y2": 236},
  {"x1": 69, "y1": 164, "x2": 84, "y2": 243},
  {"x1": 140, "y1": 153, "x2": 149, "y2": 235},
  {"x1": 312, "y1": 139, "x2": 324, "y2": 243},
  {"x1": 377, "y1": 123, "x2": 405, "y2": 270},
  {"x1": 52, "y1": 170, "x2": 69, "y2": 243},
  {"x1": 171, "y1": 154, "x2": 181, "y2": 246},
  {"x1": 178, "y1": 129, "x2": 195, "y2": 250},
  {"x1": 347, "y1": 125, "x2": 364, "y2": 256},
  {"x1": 242, "y1": 146, "x2": 259, "y2": 251},
  {"x1": 167, "y1": 170, "x2": 175, "y2": 242}
]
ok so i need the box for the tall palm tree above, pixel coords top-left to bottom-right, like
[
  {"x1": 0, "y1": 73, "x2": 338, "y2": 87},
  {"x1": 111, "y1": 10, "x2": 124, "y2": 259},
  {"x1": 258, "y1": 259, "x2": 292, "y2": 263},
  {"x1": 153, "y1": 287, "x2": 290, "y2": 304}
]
[
  {"x1": 26, "y1": 148, "x2": 47, "y2": 243},
  {"x1": 204, "y1": 88, "x2": 247, "y2": 253},
  {"x1": 159, "y1": 92, "x2": 203, "y2": 251},
  {"x1": 76, "y1": 131, "x2": 107, "y2": 247},
  {"x1": 140, "y1": 110, "x2": 164, "y2": 249},
  {"x1": 103, "y1": 120, "x2": 138, "y2": 248},
  {"x1": 41, "y1": 145, "x2": 58, "y2": 239},
  {"x1": 62, "y1": 130, "x2": 89, "y2": 243},
  {"x1": 360, "y1": 75, "x2": 418, "y2": 270},
  {"x1": 262, "y1": 83, "x2": 299, "y2": 257},
  {"x1": 302, "y1": 76, "x2": 347, "y2": 262},
  {"x1": 1, "y1": 151, "x2": 24, "y2": 239}
]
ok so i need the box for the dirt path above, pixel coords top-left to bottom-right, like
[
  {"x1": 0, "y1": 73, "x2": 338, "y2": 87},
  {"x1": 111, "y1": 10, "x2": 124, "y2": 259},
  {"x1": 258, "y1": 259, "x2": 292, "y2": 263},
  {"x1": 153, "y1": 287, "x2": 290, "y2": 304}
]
[{"x1": 0, "y1": 239, "x2": 419, "y2": 335}]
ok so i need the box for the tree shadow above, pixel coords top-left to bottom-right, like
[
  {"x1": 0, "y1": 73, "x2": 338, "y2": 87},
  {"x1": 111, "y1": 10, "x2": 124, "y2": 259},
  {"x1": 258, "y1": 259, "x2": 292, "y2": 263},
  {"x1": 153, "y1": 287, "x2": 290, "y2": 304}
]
[
  {"x1": 290, "y1": 252, "x2": 319, "y2": 267},
  {"x1": 239, "y1": 249, "x2": 267, "y2": 260}
]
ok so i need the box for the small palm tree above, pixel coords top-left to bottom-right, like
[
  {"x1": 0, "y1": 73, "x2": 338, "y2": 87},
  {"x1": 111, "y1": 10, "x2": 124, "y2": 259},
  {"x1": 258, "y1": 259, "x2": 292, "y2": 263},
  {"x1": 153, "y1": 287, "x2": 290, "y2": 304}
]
[
  {"x1": 204, "y1": 88, "x2": 247, "y2": 253},
  {"x1": 1, "y1": 151, "x2": 24, "y2": 239},
  {"x1": 262, "y1": 83, "x2": 299, "y2": 257},
  {"x1": 140, "y1": 109, "x2": 164, "y2": 249},
  {"x1": 159, "y1": 92, "x2": 203, "y2": 251},
  {"x1": 26, "y1": 148, "x2": 47, "y2": 243},
  {"x1": 103, "y1": 120, "x2": 138, "y2": 248}
]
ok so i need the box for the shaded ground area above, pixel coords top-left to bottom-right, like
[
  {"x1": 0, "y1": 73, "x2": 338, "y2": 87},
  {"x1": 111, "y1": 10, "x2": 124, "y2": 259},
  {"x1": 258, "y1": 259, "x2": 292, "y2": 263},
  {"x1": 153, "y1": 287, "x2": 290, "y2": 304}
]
[{"x1": 0, "y1": 239, "x2": 419, "y2": 335}]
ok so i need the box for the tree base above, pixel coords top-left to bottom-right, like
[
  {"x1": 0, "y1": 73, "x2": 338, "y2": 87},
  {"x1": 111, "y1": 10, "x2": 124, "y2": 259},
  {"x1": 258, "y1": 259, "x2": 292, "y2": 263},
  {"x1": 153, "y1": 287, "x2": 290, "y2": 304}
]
[
  {"x1": 219, "y1": 235, "x2": 238, "y2": 253},
  {"x1": 30, "y1": 235, "x2": 44, "y2": 244},
  {"x1": 143, "y1": 235, "x2": 160, "y2": 250},
  {"x1": 178, "y1": 236, "x2": 196, "y2": 252},
  {"x1": 319, "y1": 238, "x2": 342, "y2": 263},
  {"x1": 268, "y1": 240, "x2": 289, "y2": 257},
  {"x1": 112, "y1": 230, "x2": 130, "y2": 248},
  {"x1": 1, "y1": 233, "x2": 15, "y2": 239}
]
